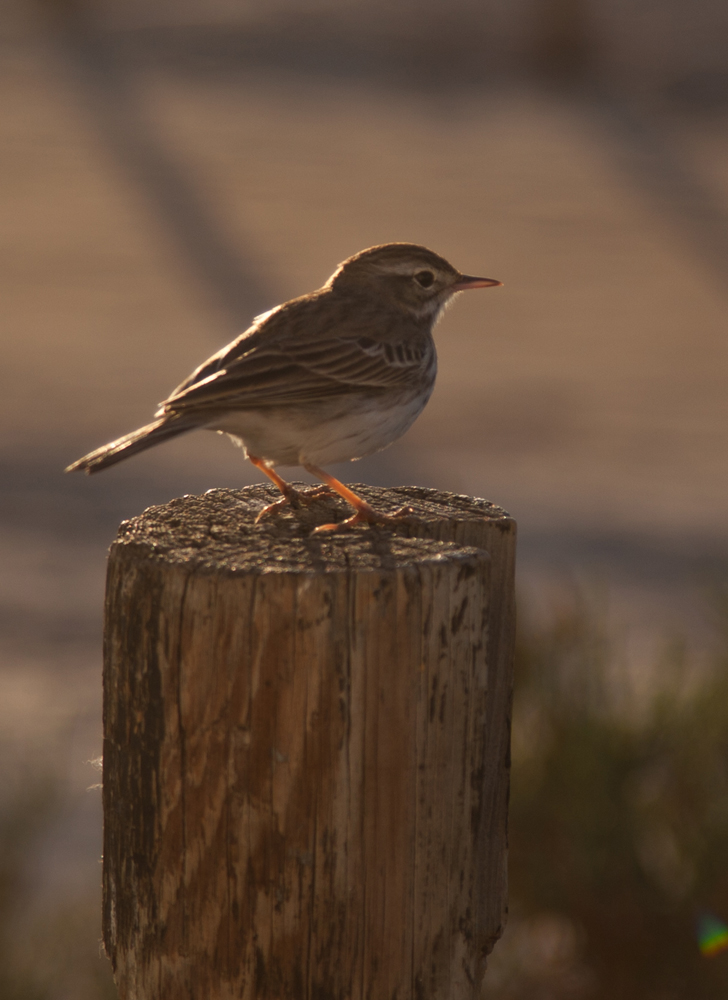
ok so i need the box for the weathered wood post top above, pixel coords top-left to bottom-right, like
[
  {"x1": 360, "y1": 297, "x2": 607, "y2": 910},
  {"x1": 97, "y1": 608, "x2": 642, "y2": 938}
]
[{"x1": 102, "y1": 483, "x2": 516, "y2": 1000}]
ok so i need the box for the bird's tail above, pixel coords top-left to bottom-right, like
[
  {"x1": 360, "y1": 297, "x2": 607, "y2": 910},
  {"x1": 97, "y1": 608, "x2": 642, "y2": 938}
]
[{"x1": 65, "y1": 415, "x2": 197, "y2": 474}]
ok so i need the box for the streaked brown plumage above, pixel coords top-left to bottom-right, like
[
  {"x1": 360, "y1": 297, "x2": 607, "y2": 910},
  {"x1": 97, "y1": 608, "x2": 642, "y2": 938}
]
[{"x1": 66, "y1": 243, "x2": 501, "y2": 530}]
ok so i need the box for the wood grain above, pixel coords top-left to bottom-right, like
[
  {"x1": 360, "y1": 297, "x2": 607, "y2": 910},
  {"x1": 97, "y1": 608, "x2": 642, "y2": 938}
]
[{"x1": 102, "y1": 485, "x2": 516, "y2": 999}]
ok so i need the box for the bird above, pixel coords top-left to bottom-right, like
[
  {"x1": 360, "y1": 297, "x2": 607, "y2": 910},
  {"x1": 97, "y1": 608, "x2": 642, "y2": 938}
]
[{"x1": 66, "y1": 243, "x2": 501, "y2": 531}]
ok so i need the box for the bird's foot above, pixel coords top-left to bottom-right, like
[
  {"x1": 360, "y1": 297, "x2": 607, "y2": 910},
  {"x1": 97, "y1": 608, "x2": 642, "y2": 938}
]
[
  {"x1": 312, "y1": 503, "x2": 416, "y2": 534},
  {"x1": 254, "y1": 485, "x2": 335, "y2": 524}
]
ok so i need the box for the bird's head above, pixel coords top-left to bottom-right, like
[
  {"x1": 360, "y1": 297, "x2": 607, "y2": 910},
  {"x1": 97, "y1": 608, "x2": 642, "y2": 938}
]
[{"x1": 327, "y1": 243, "x2": 501, "y2": 320}]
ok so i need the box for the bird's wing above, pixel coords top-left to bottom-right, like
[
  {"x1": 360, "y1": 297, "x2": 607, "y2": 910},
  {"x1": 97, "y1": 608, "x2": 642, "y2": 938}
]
[
  {"x1": 163, "y1": 305, "x2": 284, "y2": 401},
  {"x1": 160, "y1": 333, "x2": 431, "y2": 415}
]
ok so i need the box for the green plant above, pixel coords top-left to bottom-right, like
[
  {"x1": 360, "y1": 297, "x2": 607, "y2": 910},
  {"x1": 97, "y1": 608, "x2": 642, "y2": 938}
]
[{"x1": 486, "y1": 590, "x2": 728, "y2": 999}]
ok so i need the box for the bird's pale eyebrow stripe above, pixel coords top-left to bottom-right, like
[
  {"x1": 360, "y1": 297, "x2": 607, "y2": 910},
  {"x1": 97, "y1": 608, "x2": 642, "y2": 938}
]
[{"x1": 372, "y1": 260, "x2": 439, "y2": 276}]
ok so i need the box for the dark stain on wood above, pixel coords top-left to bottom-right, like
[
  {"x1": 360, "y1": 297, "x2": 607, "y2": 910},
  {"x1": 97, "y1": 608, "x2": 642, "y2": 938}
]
[{"x1": 451, "y1": 596, "x2": 469, "y2": 635}]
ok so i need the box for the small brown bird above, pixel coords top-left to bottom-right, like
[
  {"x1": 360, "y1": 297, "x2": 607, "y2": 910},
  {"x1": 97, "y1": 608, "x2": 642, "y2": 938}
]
[{"x1": 66, "y1": 243, "x2": 501, "y2": 531}]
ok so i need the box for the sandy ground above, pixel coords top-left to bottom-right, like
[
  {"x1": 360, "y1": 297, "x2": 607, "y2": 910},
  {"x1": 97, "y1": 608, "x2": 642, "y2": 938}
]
[{"x1": 1, "y1": 1, "x2": 727, "y2": 993}]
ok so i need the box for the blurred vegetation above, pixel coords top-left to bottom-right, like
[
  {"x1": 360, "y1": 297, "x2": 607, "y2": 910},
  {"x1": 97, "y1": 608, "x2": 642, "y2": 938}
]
[
  {"x1": 1, "y1": 593, "x2": 727, "y2": 998},
  {"x1": 486, "y1": 587, "x2": 728, "y2": 999},
  {"x1": 0, "y1": 760, "x2": 115, "y2": 1000}
]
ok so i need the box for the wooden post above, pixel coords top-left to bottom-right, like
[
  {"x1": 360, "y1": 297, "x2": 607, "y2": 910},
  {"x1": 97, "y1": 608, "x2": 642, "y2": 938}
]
[{"x1": 102, "y1": 484, "x2": 516, "y2": 1000}]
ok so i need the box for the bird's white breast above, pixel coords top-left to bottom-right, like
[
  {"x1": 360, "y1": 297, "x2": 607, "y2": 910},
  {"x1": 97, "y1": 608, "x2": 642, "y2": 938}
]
[{"x1": 207, "y1": 388, "x2": 433, "y2": 468}]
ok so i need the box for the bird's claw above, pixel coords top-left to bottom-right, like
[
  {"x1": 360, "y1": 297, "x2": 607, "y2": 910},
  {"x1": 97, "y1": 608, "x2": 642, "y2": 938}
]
[
  {"x1": 254, "y1": 485, "x2": 335, "y2": 524},
  {"x1": 312, "y1": 504, "x2": 416, "y2": 534}
]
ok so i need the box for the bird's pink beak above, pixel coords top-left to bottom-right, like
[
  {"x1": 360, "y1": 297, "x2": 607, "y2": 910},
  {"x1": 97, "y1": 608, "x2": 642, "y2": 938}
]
[{"x1": 452, "y1": 274, "x2": 503, "y2": 291}]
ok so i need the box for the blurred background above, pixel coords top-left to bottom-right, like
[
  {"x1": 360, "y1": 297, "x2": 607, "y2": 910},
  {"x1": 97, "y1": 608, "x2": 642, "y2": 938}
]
[{"x1": 2, "y1": 0, "x2": 728, "y2": 995}]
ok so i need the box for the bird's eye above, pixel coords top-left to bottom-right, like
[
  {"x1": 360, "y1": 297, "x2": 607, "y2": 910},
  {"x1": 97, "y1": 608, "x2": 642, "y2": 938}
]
[{"x1": 414, "y1": 270, "x2": 435, "y2": 288}]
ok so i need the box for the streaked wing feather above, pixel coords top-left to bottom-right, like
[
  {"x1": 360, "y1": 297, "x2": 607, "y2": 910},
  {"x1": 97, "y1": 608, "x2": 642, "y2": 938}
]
[
  {"x1": 162, "y1": 337, "x2": 426, "y2": 413},
  {"x1": 165, "y1": 321, "x2": 264, "y2": 400}
]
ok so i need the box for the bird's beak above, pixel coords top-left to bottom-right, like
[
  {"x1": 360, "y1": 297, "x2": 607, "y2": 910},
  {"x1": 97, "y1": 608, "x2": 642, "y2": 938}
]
[{"x1": 452, "y1": 274, "x2": 503, "y2": 291}]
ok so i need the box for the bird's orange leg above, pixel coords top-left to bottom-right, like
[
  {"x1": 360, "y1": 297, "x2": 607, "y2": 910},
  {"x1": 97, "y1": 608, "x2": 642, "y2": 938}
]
[
  {"x1": 304, "y1": 464, "x2": 415, "y2": 533},
  {"x1": 248, "y1": 454, "x2": 333, "y2": 523}
]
